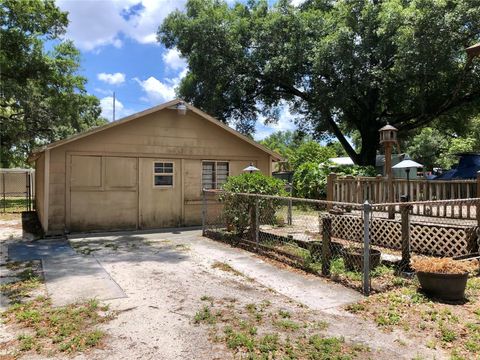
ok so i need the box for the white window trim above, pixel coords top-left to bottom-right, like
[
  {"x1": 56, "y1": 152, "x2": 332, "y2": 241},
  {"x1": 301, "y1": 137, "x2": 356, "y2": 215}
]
[
  {"x1": 202, "y1": 160, "x2": 230, "y2": 190},
  {"x1": 153, "y1": 160, "x2": 174, "y2": 189}
]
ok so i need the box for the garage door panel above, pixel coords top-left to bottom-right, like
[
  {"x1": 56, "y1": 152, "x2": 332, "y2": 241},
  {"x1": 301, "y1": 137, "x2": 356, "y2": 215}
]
[
  {"x1": 105, "y1": 157, "x2": 137, "y2": 189},
  {"x1": 70, "y1": 191, "x2": 137, "y2": 231},
  {"x1": 71, "y1": 156, "x2": 101, "y2": 188}
]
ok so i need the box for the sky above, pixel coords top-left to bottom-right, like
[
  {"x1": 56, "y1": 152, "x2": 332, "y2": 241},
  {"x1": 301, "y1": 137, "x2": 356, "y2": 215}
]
[{"x1": 56, "y1": 0, "x2": 298, "y2": 141}]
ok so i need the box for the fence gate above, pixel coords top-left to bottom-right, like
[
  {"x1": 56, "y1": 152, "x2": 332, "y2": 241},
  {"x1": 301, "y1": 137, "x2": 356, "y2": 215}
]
[{"x1": 0, "y1": 168, "x2": 35, "y2": 213}]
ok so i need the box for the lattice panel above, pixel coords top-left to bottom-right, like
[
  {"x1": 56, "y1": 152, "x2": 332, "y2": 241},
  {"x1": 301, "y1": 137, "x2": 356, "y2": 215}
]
[
  {"x1": 330, "y1": 214, "x2": 478, "y2": 257},
  {"x1": 410, "y1": 224, "x2": 475, "y2": 257},
  {"x1": 331, "y1": 215, "x2": 363, "y2": 242},
  {"x1": 370, "y1": 219, "x2": 402, "y2": 249}
]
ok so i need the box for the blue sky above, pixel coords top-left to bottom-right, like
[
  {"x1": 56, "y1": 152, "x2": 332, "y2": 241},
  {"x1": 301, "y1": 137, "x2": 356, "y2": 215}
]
[{"x1": 57, "y1": 0, "x2": 298, "y2": 140}]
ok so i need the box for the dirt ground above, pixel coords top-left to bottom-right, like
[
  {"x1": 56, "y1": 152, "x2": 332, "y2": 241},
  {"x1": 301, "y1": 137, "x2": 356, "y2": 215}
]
[{"x1": 0, "y1": 215, "x2": 446, "y2": 359}]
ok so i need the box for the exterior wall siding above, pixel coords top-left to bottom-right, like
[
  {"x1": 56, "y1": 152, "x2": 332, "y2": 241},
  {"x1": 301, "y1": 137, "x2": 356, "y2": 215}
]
[
  {"x1": 35, "y1": 154, "x2": 45, "y2": 230},
  {"x1": 44, "y1": 109, "x2": 273, "y2": 234}
]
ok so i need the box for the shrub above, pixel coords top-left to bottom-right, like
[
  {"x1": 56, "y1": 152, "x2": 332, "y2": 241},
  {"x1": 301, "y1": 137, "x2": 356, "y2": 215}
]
[
  {"x1": 221, "y1": 173, "x2": 287, "y2": 236},
  {"x1": 293, "y1": 161, "x2": 376, "y2": 199}
]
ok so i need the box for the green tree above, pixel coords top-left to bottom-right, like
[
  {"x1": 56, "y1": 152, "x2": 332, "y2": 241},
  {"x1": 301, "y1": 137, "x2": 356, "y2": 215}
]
[
  {"x1": 289, "y1": 141, "x2": 336, "y2": 170},
  {"x1": 159, "y1": 0, "x2": 480, "y2": 166},
  {"x1": 0, "y1": 0, "x2": 106, "y2": 167},
  {"x1": 260, "y1": 130, "x2": 310, "y2": 170},
  {"x1": 406, "y1": 122, "x2": 480, "y2": 171}
]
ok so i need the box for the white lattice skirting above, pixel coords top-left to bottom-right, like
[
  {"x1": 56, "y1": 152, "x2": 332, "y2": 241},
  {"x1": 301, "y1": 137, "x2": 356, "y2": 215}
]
[{"x1": 329, "y1": 214, "x2": 479, "y2": 257}]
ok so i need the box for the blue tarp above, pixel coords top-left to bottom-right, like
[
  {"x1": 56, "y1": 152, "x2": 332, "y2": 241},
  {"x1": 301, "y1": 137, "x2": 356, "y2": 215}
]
[{"x1": 434, "y1": 153, "x2": 480, "y2": 180}]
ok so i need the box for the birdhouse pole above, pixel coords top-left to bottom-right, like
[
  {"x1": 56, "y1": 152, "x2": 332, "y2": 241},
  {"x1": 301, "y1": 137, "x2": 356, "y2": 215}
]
[{"x1": 379, "y1": 124, "x2": 399, "y2": 219}]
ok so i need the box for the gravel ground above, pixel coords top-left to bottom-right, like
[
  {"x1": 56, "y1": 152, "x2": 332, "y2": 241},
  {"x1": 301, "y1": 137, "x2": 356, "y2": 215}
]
[{"x1": 0, "y1": 218, "x2": 446, "y2": 359}]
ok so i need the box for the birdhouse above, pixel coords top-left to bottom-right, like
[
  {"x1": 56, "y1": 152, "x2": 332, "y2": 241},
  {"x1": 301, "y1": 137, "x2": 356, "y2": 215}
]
[{"x1": 379, "y1": 124, "x2": 398, "y2": 144}]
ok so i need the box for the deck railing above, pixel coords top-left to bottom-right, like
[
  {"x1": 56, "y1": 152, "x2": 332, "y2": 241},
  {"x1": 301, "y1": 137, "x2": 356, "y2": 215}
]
[{"x1": 327, "y1": 173, "x2": 480, "y2": 220}]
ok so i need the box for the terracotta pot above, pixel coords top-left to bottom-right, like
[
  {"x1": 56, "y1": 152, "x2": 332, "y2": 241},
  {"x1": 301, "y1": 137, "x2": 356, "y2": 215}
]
[
  {"x1": 343, "y1": 248, "x2": 381, "y2": 272},
  {"x1": 416, "y1": 271, "x2": 468, "y2": 301}
]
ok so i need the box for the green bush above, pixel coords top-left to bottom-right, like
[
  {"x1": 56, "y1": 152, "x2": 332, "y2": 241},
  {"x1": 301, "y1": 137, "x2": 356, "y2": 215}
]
[
  {"x1": 221, "y1": 173, "x2": 287, "y2": 236},
  {"x1": 293, "y1": 161, "x2": 376, "y2": 199}
]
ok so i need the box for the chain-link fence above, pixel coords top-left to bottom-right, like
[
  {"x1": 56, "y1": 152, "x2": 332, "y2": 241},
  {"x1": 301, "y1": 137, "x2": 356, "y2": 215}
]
[
  {"x1": 0, "y1": 169, "x2": 35, "y2": 213},
  {"x1": 202, "y1": 190, "x2": 480, "y2": 295}
]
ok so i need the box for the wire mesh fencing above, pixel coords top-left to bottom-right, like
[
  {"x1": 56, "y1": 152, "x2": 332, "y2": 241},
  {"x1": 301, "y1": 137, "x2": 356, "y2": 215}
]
[
  {"x1": 0, "y1": 169, "x2": 35, "y2": 213},
  {"x1": 203, "y1": 190, "x2": 378, "y2": 294},
  {"x1": 202, "y1": 190, "x2": 480, "y2": 295}
]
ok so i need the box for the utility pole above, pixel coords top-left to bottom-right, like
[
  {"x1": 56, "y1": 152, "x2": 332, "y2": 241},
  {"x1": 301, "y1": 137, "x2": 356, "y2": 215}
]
[{"x1": 113, "y1": 91, "x2": 116, "y2": 122}]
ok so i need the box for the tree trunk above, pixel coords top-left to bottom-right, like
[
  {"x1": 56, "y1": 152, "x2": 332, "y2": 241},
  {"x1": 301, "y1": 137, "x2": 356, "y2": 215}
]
[{"x1": 357, "y1": 128, "x2": 379, "y2": 167}]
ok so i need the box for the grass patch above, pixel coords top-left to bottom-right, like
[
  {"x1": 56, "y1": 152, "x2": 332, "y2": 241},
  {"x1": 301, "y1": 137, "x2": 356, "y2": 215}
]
[
  {"x1": 212, "y1": 261, "x2": 244, "y2": 277},
  {"x1": 194, "y1": 298, "x2": 368, "y2": 359},
  {"x1": 274, "y1": 319, "x2": 301, "y2": 330},
  {"x1": 0, "y1": 264, "x2": 42, "y2": 303},
  {"x1": 2, "y1": 297, "x2": 114, "y2": 355},
  {"x1": 0, "y1": 197, "x2": 30, "y2": 212},
  {"x1": 345, "y1": 276, "x2": 480, "y2": 359}
]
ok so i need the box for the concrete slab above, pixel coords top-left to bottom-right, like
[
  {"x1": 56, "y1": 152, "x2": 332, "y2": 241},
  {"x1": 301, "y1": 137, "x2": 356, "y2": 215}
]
[
  {"x1": 7, "y1": 239, "x2": 126, "y2": 306},
  {"x1": 88, "y1": 229, "x2": 363, "y2": 311},
  {"x1": 187, "y1": 233, "x2": 363, "y2": 312},
  {"x1": 42, "y1": 256, "x2": 126, "y2": 306},
  {"x1": 8, "y1": 239, "x2": 76, "y2": 261}
]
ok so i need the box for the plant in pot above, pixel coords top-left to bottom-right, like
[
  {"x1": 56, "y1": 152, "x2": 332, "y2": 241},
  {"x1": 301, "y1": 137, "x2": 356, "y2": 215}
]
[
  {"x1": 411, "y1": 257, "x2": 475, "y2": 302},
  {"x1": 342, "y1": 244, "x2": 381, "y2": 272}
]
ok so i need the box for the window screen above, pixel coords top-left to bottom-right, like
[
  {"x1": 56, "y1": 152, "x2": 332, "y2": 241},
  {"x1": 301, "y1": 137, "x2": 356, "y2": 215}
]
[
  {"x1": 202, "y1": 161, "x2": 229, "y2": 189},
  {"x1": 154, "y1": 162, "x2": 174, "y2": 187}
]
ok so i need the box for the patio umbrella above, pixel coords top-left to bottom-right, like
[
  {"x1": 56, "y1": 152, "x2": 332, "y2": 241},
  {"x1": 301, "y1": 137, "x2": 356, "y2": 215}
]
[
  {"x1": 392, "y1": 159, "x2": 424, "y2": 201},
  {"x1": 243, "y1": 163, "x2": 260, "y2": 173}
]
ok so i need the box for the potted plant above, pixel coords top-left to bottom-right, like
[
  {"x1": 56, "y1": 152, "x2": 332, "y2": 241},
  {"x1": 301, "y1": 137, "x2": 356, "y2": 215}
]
[
  {"x1": 342, "y1": 245, "x2": 381, "y2": 272},
  {"x1": 411, "y1": 257, "x2": 474, "y2": 301}
]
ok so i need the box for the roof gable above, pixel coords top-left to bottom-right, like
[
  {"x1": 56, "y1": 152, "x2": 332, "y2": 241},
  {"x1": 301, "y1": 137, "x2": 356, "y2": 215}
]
[{"x1": 31, "y1": 99, "x2": 282, "y2": 161}]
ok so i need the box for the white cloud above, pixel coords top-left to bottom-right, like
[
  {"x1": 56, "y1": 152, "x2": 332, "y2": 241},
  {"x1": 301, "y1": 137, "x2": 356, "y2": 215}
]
[
  {"x1": 100, "y1": 96, "x2": 134, "y2": 121},
  {"x1": 134, "y1": 67, "x2": 187, "y2": 104},
  {"x1": 290, "y1": 0, "x2": 306, "y2": 6},
  {"x1": 97, "y1": 72, "x2": 126, "y2": 85},
  {"x1": 94, "y1": 87, "x2": 113, "y2": 96},
  {"x1": 162, "y1": 48, "x2": 187, "y2": 71},
  {"x1": 57, "y1": 0, "x2": 186, "y2": 51}
]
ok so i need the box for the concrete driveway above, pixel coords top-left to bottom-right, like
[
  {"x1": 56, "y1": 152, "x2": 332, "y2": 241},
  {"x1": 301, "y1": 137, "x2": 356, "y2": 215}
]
[
  {"x1": 1, "y1": 223, "x2": 442, "y2": 359},
  {"x1": 65, "y1": 229, "x2": 438, "y2": 359}
]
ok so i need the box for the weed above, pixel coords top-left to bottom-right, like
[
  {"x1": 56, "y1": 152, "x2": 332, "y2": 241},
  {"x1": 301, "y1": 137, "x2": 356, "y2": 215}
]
[
  {"x1": 104, "y1": 243, "x2": 119, "y2": 251},
  {"x1": 278, "y1": 309, "x2": 291, "y2": 318},
  {"x1": 258, "y1": 333, "x2": 279, "y2": 354},
  {"x1": 375, "y1": 310, "x2": 401, "y2": 326},
  {"x1": 224, "y1": 327, "x2": 255, "y2": 351},
  {"x1": 275, "y1": 319, "x2": 300, "y2": 331},
  {"x1": 345, "y1": 303, "x2": 365, "y2": 314},
  {"x1": 194, "y1": 305, "x2": 216, "y2": 324},
  {"x1": 307, "y1": 335, "x2": 344, "y2": 357},
  {"x1": 440, "y1": 326, "x2": 457, "y2": 343},
  {"x1": 18, "y1": 334, "x2": 36, "y2": 351},
  {"x1": 200, "y1": 295, "x2": 213, "y2": 302},
  {"x1": 3, "y1": 297, "x2": 111, "y2": 355},
  {"x1": 212, "y1": 261, "x2": 243, "y2": 276}
]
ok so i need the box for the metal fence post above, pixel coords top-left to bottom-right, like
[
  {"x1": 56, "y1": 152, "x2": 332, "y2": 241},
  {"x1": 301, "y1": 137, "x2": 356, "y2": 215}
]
[
  {"x1": 400, "y1": 202, "x2": 412, "y2": 272},
  {"x1": 287, "y1": 198, "x2": 292, "y2": 225},
  {"x1": 363, "y1": 200, "x2": 371, "y2": 296},
  {"x1": 2, "y1": 172, "x2": 5, "y2": 213},
  {"x1": 255, "y1": 196, "x2": 259, "y2": 251},
  {"x1": 321, "y1": 216, "x2": 332, "y2": 276},
  {"x1": 201, "y1": 189, "x2": 206, "y2": 236}
]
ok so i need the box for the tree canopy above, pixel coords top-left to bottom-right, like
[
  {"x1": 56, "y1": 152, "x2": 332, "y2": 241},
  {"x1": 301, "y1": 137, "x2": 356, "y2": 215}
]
[
  {"x1": 405, "y1": 116, "x2": 480, "y2": 171},
  {"x1": 0, "y1": 0, "x2": 106, "y2": 167},
  {"x1": 159, "y1": 0, "x2": 480, "y2": 166}
]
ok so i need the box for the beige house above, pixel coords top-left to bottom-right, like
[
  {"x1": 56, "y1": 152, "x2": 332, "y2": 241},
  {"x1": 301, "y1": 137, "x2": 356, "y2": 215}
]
[{"x1": 30, "y1": 99, "x2": 281, "y2": 235}]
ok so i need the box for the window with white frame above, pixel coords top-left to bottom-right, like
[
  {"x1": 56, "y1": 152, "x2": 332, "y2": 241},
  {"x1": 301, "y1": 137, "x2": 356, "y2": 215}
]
[
  {"x1": 202, "y1": 161, "x2": 229, "y2": 189},
  {"x1": 153, "y1": 161, "x2": 174, "y2": 187}
]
